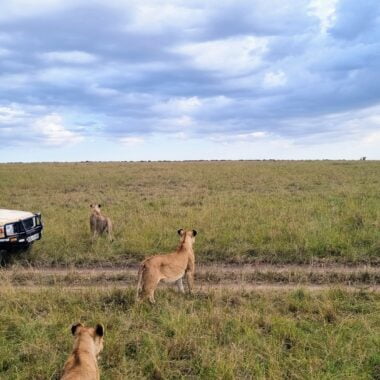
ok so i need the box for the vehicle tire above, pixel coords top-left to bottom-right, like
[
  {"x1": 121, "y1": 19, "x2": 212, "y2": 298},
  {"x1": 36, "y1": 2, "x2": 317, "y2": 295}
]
[{"x1": 0, "y1": 248, "x2": 11, "y2": 266}]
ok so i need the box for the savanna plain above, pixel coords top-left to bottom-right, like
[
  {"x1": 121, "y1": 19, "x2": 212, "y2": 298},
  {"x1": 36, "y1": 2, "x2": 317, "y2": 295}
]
[{"x1": 0, "y1": 161, "x2": 379, "y2": 379}]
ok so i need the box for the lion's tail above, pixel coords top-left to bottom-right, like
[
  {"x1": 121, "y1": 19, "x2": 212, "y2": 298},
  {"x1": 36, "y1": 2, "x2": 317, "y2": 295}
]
[{"x1": 135, "y1": 264, "x2": 144, "y2": 301}]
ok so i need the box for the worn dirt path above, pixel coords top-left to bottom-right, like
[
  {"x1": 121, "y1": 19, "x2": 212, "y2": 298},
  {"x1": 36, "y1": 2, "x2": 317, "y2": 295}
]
[
  {"x1": 1, "y1": 264, "x2": 379, "y2": 292},
  {"x1": 1, "y1": 263, "x2": 379, "y2": 274},
  {"x1": 1, "y1": 284, "x2": 380, "y2": 293}
]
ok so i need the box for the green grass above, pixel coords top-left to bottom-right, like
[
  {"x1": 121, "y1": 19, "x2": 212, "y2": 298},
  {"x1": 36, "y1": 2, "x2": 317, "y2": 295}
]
[
  {"x1": 0, "y1": 161, "x2": 379, "y2": 266},
  {"x1": 0, "y1": 288, "x2": 379, "y2": 379}
]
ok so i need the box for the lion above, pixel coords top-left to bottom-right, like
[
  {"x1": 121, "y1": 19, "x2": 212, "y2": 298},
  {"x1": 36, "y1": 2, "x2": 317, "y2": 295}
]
[
  {"x1": 136, "y1": 229, "x2": 197, "y2": 303},
  {"x1": 90, "y1": 204, "x2": 113, "y2": 241},
  {"x1": 61, "y1": 323, "x2": 104, "y2": 380}
]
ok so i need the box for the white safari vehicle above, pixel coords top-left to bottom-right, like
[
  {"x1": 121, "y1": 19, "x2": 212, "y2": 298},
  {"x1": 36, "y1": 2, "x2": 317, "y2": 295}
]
[{"x1": 0, "y1": 209, "x2": 43, "y2": 249}]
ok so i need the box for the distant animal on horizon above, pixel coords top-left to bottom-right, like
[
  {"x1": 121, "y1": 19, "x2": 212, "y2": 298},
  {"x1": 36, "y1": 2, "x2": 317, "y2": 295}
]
[
  {"x1": 136, "y1": 229, "x2": 197, "y2": 304},
  {"x1": 360, "y1": 156, "x2": 367, "y2": 161},
  {"x1": 61, "y1": 323, "x2": 104, "y2": 380},
  {"x1": 90, "y1": 204, "x2": 113, "y2": 241}
]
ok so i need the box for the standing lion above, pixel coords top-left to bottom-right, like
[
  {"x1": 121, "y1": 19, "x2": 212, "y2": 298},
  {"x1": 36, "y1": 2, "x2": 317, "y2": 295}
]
[{"x1": 136, "y1": 229, "x2": 197, "y2": 303}]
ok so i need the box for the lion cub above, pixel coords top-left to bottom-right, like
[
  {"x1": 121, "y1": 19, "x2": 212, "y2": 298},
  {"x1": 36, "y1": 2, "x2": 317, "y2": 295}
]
[
  {"x1": 90, "y1": 204, "x2": 113, "y2": 241},
  {"x1": 61, "y1": 323, "x2": 104, "y2": 380}
]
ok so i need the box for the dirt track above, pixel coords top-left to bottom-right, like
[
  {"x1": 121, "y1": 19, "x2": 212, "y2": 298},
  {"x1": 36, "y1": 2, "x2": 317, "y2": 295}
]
[{"x1": 1, "y1": 264, "x2": 379, "y2": 292}]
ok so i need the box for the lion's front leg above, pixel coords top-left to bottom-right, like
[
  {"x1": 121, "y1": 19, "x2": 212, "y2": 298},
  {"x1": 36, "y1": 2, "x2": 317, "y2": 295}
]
[
  {"x1": 176, "y1": 278, "x2": 185, "y2": 294},
  {"x1": 185, "y1": 269, "x2": 194, "y2": 294}
]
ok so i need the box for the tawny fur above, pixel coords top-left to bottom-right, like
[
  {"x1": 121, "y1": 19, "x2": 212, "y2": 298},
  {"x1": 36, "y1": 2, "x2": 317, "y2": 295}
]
[
  {"x1": 90, "y1": 204, "x2": 113, "y2": 241},
  {"x1": 61, "y1": 323, "x2": 104, "y2": 380},
  {"x1": 136, "y1": 229, "x2": 197, "y2": 303}
]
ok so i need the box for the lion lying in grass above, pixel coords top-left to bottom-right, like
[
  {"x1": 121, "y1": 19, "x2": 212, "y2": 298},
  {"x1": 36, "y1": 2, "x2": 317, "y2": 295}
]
[
  {"x1": 61, "y1": 323, "x2": 104, "y2": 380},
  {"x1": 136, "y1": 229, "x2": 197, "y2": 303}
]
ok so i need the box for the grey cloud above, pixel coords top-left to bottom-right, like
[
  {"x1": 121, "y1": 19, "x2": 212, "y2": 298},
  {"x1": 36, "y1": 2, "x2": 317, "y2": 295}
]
[
  {"x1": 0, "y1": 0, "x2": 380, "y2": 149},
  {"x1": 330, "y1": 0, "x2": 380, "y2": 41},
  {"x1": 205, "y1": 0, "x2": 316, "y2": 38}
]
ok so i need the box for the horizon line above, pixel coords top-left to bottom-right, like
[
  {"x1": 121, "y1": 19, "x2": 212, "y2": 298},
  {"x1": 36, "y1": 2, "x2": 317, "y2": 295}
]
[{"x1": 0, "y1": 158, "x2": 376, "y2": 164}]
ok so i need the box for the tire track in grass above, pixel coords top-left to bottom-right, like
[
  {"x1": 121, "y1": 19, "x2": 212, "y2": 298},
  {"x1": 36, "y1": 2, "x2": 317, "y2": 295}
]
[{"x1": 1, "y1": 264, "x2": 379, "y2": 290}]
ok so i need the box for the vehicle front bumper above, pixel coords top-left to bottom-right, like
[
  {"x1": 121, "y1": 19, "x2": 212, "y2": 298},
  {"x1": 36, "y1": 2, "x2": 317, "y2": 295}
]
[{"x1": 0, "y1": 225, "x2": 43, "y2": 245}]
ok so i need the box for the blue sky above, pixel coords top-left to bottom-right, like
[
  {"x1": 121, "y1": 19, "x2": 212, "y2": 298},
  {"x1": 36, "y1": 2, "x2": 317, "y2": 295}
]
[{"x1": 1, "y1": 0, "x2": 380, "y2": 161}]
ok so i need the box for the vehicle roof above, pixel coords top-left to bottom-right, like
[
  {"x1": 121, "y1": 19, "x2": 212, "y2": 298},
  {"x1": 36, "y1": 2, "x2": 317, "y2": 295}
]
[{"x1": 0, "y1": 209, "x2": 35, "y2": 225}]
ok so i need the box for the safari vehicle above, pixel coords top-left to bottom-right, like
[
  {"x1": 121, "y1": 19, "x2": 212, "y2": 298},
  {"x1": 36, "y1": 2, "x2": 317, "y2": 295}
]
[{"x1": 0, "y1": 208, "x2": 43, "y2": 250}]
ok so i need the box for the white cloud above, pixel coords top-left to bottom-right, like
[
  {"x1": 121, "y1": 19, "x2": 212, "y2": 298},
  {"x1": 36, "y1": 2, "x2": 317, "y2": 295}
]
[
  {"x1": 162, "y1": 115, "x2": 194, "y2": 129},
  {"x1": 87, "y1": 85, "x2": 121, "y2": 97},
  {"x1": 127, "y1": 3, "x2": 204, "y2": 33},
  {"x1": 210, "y1": 131, "x2": 270, "y2": 143},
  {"x1": 308, "y1": 0, "x2": 338, "y2": 33},
  {"x1": 336, "y1": 108, "x2": 380, "y2": 145},
  {"x1": 173, "y1": 131, "x2": 189, "y2": 140},
  {"x1": 263, "y1": 70, "x2": 287, "y2": 88},
  {"x1": 168, "y1": 96, "x2": 201, "y2": 112},
  {"x1": 34, "y1": 114, "x2": 83, "y2": 146},
  {"x1": 0, "y1": 105, "x2": 26, "y2": 124},
  {"x1": 152, "y1": 96, "x2": 233, "y2": 119},
  {"x1": 41, "y1": 50, "x2": 97, "y2": 64},
  {"x1": 362, "y1": 131, "x2": 380, "y2": 144},
  {"x1": 238, "y1": 131, "x2": 268, "y2": 139},
  {"x1": 120, "y1": 136, "x2": 144, "y2": 145},
  {"x1": 175, "y1": 36, "x2": 268, "y2": 76},
  {"x1": 175, "y1": 115, "x2": 193, "y2": 127},
  {"x1": 152, "y1": 96, "x2": 201, "y2": 114},
  {"x1": 36, "y1": 67, "x2": 93, "y2": 86}
]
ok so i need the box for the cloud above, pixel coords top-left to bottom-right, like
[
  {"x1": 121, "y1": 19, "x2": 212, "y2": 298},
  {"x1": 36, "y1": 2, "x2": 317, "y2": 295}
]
[
  {"x1": 263, "y1": 71, "x2": 287, "y2": 88},
  {"x1": 0, "y1": 105, "x2": 26, "y2": 123},
  {"x1": 0, "y1": 104, "x2": 84, "y2": 147},
  {"x1": 330, "y1": 0, "x2": 380, "y2": 40},
  {"x1": 0, "y1": 0, "x2": 70, "y2": 23},
  {"x1": 362, "y1": 131, "x2": 380, "y2": 144},
  {"x1": 210, "y1": 131, "x2": 269, "y2": 143},
  {"x1": 152, "y1": 96, "x2": 202, "y2": 114},
  {"x1": 126, "y1": 3, "x2": 205, "y2": 34},
  {"x1": 175, "y1": 36, "x2": 268, "y2": 75},
  {"x1": 40, "y1": 50, "x2": 97, "y2": 64},
  {"x1": 120, "y1": 136, "x2": 145, "y2": 145},
  {"x1": 0, "y1": 0, "x2": 380, "y2": 158},
  {"x1": 308, "y1": 0, "x2": 338, "y2": 33},
  {"x1": 33, "y1": 114, "x2": 84, "y2": 146}
]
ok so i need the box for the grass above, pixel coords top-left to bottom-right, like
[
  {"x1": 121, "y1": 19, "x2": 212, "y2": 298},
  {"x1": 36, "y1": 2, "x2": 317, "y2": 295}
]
[
  {"x1": 0, "y1": 161, "x2": 379, "y2": 266},
  {"x1": 0, "y1": 287, "x2": 379, "y2": 379},
  {"x1": 1, "y1": 161, "x2": 379, "y2": 380}
]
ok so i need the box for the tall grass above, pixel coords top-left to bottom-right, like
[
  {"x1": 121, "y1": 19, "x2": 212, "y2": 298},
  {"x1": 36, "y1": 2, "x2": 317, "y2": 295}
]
[
  {"x1": 0, "y1": 161, "x2": 379, "y2": 266},
  {"x1": 0, "y1": 287, "x2": 379, "y2": 379}
]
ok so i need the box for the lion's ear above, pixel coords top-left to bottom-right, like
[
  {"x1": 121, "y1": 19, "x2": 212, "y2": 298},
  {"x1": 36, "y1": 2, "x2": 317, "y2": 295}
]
[
  {"x1": 192, "y1": 230, "x2": 197, "y2": 237},
  {"x1": 71, "y1": 323, "x2": 83, "y2": 335},
  {"x1": 177, "y1": 229, "x2": 184, "y2": 236},
  {"x1": 95, "y1": 324, "x2": 104, "y2": 337}
]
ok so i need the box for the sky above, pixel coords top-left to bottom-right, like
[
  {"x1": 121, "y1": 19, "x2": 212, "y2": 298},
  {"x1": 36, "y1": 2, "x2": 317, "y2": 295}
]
[{"x1": 0, "y1": 0, "x2": 380, "y2": 161}]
